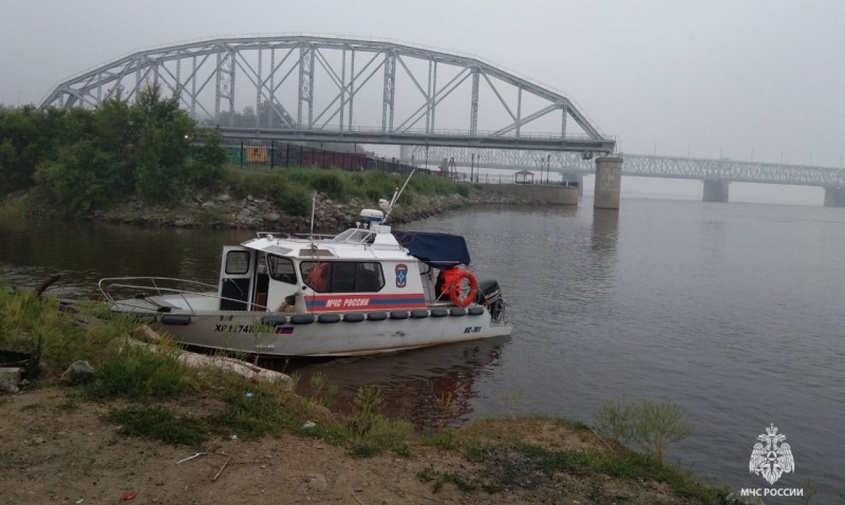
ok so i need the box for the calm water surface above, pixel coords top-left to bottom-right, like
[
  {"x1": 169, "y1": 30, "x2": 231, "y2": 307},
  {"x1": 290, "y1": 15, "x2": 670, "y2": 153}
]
[{"x1": 2, "y1": 198, "x2": 844, "y2": 499}]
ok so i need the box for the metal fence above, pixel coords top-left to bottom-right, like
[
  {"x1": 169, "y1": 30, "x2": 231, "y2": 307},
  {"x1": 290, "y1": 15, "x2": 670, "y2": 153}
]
[{"x1": 223, "y1": 140, "x2": 419, "y2": 176}]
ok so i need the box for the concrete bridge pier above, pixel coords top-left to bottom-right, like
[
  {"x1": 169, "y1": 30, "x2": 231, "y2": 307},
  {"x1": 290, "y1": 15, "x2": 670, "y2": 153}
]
[
  {"x1": 824, "y1": 187, "x2": 845, "y2": 207},
  {"x1": 702, "y1": 180, "x2": 729, "y2": 202},
  {"x1": 594, "y1": 156, "x2": 623, "y2": 209}
]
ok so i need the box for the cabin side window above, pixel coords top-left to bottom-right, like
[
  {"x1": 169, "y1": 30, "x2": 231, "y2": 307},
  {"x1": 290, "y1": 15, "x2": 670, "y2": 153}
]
[
  {"x1": 267, "y1": 255, "x2": 297, "y2": 285},
  {"x1": 225, "y1": 251, "x2": 251, "y2": 275},
  {"x1": 300, "y1": 261, "x2": 385, "y2": 293}
]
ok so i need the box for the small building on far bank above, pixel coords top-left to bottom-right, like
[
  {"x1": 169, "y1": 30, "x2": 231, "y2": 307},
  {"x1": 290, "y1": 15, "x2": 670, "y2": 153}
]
[{"x1": 514, "y1": 170, "x2": 534, "y2": 184}]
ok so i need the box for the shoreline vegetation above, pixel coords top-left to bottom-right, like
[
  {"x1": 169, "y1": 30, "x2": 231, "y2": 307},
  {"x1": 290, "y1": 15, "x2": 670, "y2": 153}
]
[
  {"x1": 0, "y1": 166, "x2": 541, "y2": 233},
  {"x1": 0, "y1": 90, "x2": 542, "y2": 232},
  {"x1": 0, "y1": 286, "x2": 738, "y2": 504}
]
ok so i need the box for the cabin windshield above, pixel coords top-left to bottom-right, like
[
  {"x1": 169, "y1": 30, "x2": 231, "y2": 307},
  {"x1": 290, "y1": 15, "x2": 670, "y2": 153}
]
[
  {"x1": 267, "y1": 255, "x2": 297, "y2": 284},
  {"x1": 300, "y1": 261, "x2": 385, "y2": 293},
  {"x1": 334, "y1": 228, "x2": 376, "y2": 244}
]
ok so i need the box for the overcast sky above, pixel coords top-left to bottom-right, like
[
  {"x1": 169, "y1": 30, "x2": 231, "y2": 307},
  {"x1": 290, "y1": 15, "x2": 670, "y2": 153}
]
[{"x1": 1, "y1": 0, "x2": 843, "y2": 201}]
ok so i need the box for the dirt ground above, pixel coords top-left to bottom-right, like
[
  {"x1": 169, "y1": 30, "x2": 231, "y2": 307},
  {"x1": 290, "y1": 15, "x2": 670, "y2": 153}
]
[{"x1": 0, "y1": 387, "x2": 710, "y2": 505}]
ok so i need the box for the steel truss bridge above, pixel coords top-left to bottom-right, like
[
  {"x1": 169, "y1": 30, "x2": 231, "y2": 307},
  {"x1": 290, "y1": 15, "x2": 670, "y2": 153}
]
[
  {"x1": 40, "y1": 34, "x2": 843, "y2": 190},
  {"x1": 40, "y1": 35, "x2": 614, "y2": 154},
  {"x1": 409, "y1": 147, "x2": 845, "y2": 188}
]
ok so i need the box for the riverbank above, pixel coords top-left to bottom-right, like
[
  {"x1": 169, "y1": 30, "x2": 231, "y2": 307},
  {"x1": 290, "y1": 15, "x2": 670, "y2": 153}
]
[
  {"x1": 96, "y1": 183, "x2": 555, "y2": 231},
  {"x1": 1, "y1": 385, "x2": 728, "y2": 505},
  {"x1": 4, "y1": 180, "x2": 548, "y2": 233}
]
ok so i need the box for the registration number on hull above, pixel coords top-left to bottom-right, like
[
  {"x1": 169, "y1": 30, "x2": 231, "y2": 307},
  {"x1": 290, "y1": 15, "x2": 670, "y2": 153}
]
[{"x1": 215, "y1": 323, "x2": 263, "y2": 333}]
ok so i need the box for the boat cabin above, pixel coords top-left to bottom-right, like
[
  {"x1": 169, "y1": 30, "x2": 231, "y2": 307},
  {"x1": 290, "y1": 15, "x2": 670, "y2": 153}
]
[{"x1": 217, "y1": 216, "x2": 472, "y2": 314}]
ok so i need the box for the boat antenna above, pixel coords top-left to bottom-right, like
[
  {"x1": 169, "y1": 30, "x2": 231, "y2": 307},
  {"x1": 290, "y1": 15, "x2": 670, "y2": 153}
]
[
  {"x1": 309, "y1": 190, "x2": 317, "y2": 240},
  {"x1": 383, "y1": 169, "x2": 415, "y2": 224}
]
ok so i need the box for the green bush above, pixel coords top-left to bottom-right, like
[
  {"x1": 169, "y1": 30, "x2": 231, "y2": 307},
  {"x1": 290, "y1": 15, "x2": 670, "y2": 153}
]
[
  {"x1": 347, "y1": 170, "x2": 400, "y2": 203},
  {"x1": 279, "y1": 167, "x2": 315, "y2": 186},
  {"x1": 311, "y1": 172, "x2": 347, "y2": 201},
  {"x1": 86, "y1": 342, "x2": 191, "y2": 400},
  {"x1": 33, "y1": 141, "x2": 122, "y2": 215},
  {"x1": 229, "y1": 171, "x2": 277, "y2": 199},
  {"x1": 408, "y1": 171, "x2": 456, "y2": 195},
  {"x1": 4, "y1": 85, "x2": 228, "y2": 209},
  {"x1": 595, "y1": 398, "x2": 693, "y2": 462},
  {"x1": 0, "y1": 289, "x2": 125, "y2": 373},
  {"x1": 273, "y1": 183, "x2": 311, "y2": 217},
  {"x1": 0, "y1": 105, "x2": 71, "y2": 194}
]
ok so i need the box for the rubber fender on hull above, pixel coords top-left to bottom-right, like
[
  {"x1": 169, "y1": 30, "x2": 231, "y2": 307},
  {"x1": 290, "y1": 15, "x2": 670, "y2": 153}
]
[
  {"x1": 261, "y1": 315, "x2": 288, "y2": 325},
  {"x1": 429, "y1": 308, "x2": 449, "y2": 318},
  {"x1": 160, "y1": 314, "x2": 191, "y2": 325},
  {"x1": 449, "y1": 308, "x2": 467, "y2": 317},
  {"x1": 467, "y1": 307, "x2": 485, "y2": 316},
  {"x1": 343, "y1": 313, "x2": 366, "y2": 322},
  {"x1": 290, "y1": 314, "x2": 315, "y2": 325},
  {"x1": 367, "y1": 312, "x2": 388, "y2": 321},
  {"x1": 389, "y1": 311, "x2": 409, "y2": 320},
  {"x1": 410, "y1": 309, "x2": 430, "y2": 319},
  {"x1": 317, "y1": 314, "x2": 341, "y2": 324}
]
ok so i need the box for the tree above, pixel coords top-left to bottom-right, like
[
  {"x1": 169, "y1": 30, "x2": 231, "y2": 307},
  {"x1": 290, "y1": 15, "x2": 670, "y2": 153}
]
[
  {"x1": 33, "y1": 140, "x2": 114, "y2": 215},
  {"x1": 4, "y1": 83, "x2": 227, "y2": 211},
  {"x1": 94, "y1": 92, "x2": 135, "y2": 195},
  {"x1": 0, "y1": 106, "x2": 55, "y2": 192},
  {"x1": 130, "y1": 84, "x2": 202, "y2": 202}
]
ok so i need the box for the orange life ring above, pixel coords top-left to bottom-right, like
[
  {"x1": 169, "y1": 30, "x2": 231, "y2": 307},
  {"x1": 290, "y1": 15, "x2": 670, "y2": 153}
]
[{"x1": 445, "y1": 268, "x2": 478, "y2": 308}]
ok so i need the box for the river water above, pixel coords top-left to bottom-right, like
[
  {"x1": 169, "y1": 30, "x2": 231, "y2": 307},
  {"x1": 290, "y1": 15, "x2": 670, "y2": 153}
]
[{"x1": 2, "y1": 198, "x2": 843, "y2": 500}]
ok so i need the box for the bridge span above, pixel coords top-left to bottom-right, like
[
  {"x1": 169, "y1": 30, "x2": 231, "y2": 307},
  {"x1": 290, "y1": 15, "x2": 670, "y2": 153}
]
[
  {"x1": 40, "y1": 35, "x2": 614, "y2": 155},
  {"x1": 406, "y1": 147, "x2": 845, "y2": 206}
]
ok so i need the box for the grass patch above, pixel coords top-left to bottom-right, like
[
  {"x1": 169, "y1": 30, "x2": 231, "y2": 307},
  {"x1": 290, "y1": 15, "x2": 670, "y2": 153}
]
[
  {"x1": 205, "y1": 379, "x2": 301, "y2": 439},
  {"x1": 418, "y1": 467, "x2": 479, "y2": 493},
  {"x1": 417, "y1": 439, "x2": 729, "y2": 501},
  {"x1": 56, "y1": 395, "x2": 81, "y2": 412},
  {"x1": 193, "y1": 204, "x2": 228, "y2": 225},
  {"x1": 85, "y1": 341, "x2": 191, "y2": 400},
  {"x1": 222, "y1": 165, "x2": 469, "y2": 208},
  {"x1": 106, "y1": 405, "x2": 208, "y2": 446},
  {"x1": 348, "y1": 444, "x2": 380, "y2": 458},
  {"x1": 416, "y1": 416, "x2": 729, "y2": 502}
]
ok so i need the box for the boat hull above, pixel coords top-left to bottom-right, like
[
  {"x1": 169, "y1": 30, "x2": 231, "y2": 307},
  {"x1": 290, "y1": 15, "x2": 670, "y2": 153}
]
[{"x1": 135, "y1": 307, "x2": 512, "y2": 357}]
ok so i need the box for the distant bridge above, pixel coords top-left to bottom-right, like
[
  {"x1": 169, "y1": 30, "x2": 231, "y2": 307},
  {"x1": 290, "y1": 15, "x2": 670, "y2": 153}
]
[
  {"x1": 406, "y1": 148, "x2": 845, "y2": 205},
  {"x1": 40, "y1": 35, "x2": 615, "y2": 154},
  {"x1": 409, "y1": 147, "x2": 845, "y2": 188}
]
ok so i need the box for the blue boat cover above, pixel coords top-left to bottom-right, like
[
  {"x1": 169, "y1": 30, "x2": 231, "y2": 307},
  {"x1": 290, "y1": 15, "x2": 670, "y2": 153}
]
[{"x1": 392, "y1": 231, "x2": 471, "y2": 268}]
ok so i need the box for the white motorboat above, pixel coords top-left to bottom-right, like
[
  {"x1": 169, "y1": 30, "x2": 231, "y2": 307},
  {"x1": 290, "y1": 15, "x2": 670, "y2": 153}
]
[{"x1": 99, "y1": 179, "x2": 512, "y2": 357}]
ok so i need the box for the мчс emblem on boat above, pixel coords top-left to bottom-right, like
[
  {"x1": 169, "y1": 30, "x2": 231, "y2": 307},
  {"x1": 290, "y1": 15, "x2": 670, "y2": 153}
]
[
  {"x1": 749, "y1": 424, "x2": 795, "y2": 485},
  {"x1": 395, "y1": 264, "x2": 408, "y2": 288}
]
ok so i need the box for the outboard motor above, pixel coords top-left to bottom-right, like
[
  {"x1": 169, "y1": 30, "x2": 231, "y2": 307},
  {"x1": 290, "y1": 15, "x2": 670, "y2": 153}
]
[{"x1": 476, "y1": 279, "x2": 505, "y2": 321}]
